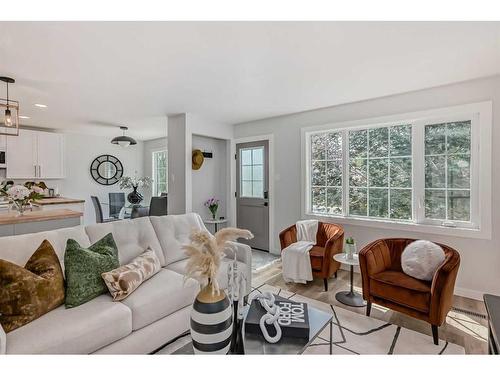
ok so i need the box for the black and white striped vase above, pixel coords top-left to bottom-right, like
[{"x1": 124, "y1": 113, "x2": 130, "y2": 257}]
[{"x1": 190, "y1": 284, "x2": 233, "y2": 354}]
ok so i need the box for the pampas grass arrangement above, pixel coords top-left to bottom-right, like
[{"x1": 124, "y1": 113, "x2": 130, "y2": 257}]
[{"x1": 183, "y1": 227, "x2": 253, "y2": 295}]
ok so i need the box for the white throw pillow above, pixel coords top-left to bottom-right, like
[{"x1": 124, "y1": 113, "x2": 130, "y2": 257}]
[{"x1": 401, "y1": 240, "x2": 445, "y2": 281}]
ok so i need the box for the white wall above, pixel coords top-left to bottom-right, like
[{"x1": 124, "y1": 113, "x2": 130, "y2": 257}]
[
  {"x1": 143, "y1": 137, "x2": 167, "y2": 203},
  {"x1": 167, "y1": 114, "x2": 189, "y2": 214},
  {"x1": 192, "y1": 135, "x2": 228, "y2": 220},
  {"x1": 234, "y1": 75, "x2": 500, "y2": 299},
  {"x1": 56, "y1": 133, "x2": 144, "y2": 225},
  {"x1": 167, "y1": 113, "x2": 234, "y2": 219}
]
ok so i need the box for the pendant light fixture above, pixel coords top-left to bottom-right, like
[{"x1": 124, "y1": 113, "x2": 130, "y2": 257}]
[
  {"x1": 0, "y1": 76, "x2": 19, "y2": 136},
  {"x1": 111, "y1": 126, "x2": 137, "y2": 148}
]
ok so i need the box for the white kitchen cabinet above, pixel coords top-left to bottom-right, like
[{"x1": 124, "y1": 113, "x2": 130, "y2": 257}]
[
  {"x1": 37, "y1": 132, "x2": 64, "y2": 178},
  {"x1": 0, "y1": 135, "x2": 6, "y2": 150},
  {"x1": 6, "y1": 129, "x2": 38, "y2": 179},
  {"x1": 6, "y1": 129, "x2": 64, "y2": 179}
]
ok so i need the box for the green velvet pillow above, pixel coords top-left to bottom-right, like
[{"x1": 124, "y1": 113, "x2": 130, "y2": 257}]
[{"x1": 64, "y1": 233, "x2": 120, "y2": 308}]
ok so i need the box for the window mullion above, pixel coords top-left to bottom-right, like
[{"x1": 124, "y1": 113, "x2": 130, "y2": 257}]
[
  {"x1": 366, "y1": 130, "x2": 370, "y2": 217},
  {"x1": 342, "y1": 130, "x2": 349, "y2": 217},
  {"x1": 444, "y1": 124, "x2": 448, "y2": 221},
  {"x1": 413, "y1": 121, "x2": 425, "y2": 223}
]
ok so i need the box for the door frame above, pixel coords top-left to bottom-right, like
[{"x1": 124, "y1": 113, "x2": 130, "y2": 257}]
[{"x1": 232, "y1": 134, "x2": 276, "y2": 254}]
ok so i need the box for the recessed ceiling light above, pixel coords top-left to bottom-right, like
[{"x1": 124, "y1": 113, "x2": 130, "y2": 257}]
[
  {"x1": 34, "y1": 103, "x2": 47, "y2": 108},
  {"x1": 19, "y1": 115, "x2": 30, "y2": 119}
]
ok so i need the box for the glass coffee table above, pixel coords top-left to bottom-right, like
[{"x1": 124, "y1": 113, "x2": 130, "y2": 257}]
[
  {"x1": 173, "y1": 302, "x2": 333, "y2": 354},
  {"x1": 243, "y1": 303, "x2": 333, "y2": 354}
]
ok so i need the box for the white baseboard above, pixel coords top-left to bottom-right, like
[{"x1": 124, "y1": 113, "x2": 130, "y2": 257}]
[{"x1": 454, "y1": 287, "x2": 484, "y2": 301}]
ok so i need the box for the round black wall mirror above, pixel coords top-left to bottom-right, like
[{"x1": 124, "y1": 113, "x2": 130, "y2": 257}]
[{"x1": 90, "y1": 154, "x2": 124, "y2": 185}]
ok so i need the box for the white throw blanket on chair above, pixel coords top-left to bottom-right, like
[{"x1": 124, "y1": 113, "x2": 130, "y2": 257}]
[{"x1": 281, "y1": 219, "x2": 319, "y2": 284}]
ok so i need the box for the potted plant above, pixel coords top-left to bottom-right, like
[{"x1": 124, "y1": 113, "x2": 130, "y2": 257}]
[
  {"x1": 119, "y1": 176, "x2": 152, "y2": 205},
  {"x1": 345, "y1": 237, "x2": 357, "y2": 260},
  {"x1": 0, "y1": 182, "x2": 45, "y2": 216},
  {"x1": 183, "y1": 227, "x2": 253, "y2": 354},
  {"x1": 204, "y1": 197, "x2": 220, "y2": 220}
]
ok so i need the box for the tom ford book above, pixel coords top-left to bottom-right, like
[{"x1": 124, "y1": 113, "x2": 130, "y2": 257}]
[{"x1": 245, "y1": 295, "x2": 310, "y2": 339}]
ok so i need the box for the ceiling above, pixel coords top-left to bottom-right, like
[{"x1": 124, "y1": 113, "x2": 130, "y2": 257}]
[{"x1": 0, "y1": 22, "x2": 499, "y2": 140}]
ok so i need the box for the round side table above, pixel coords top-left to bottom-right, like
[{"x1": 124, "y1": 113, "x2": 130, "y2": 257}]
[
  {"x1": 333, "y1": 253, "x2": 366, "y2": 307},
  {"x1": 203, "y1": 218, "x2": 228, "y2": 233}
]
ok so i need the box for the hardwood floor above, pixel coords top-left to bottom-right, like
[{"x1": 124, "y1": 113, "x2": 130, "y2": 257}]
[{"x1": 252, "y1": 262, "x2": 488, "y2": 354}]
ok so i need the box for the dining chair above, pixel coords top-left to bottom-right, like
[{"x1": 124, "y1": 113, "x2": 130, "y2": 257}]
[
  {"x1": 149, "y1": 196, "x2": 168, "y2": 216},
  {"x1": 130, "y1": 206, "x2": 149, "y2": 219},
  {"x1": 91, "y1": 196, "x2": 118, "y2": 223},
  {"x1": 108, "y1": 192, "x2": 126, "y2": 219}
]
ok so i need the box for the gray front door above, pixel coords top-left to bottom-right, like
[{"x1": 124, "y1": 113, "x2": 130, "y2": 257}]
[{"x1": 236, "y1": 140, "x2": 270, "y2": 251}]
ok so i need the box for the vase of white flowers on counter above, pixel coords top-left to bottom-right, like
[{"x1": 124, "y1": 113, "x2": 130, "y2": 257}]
[
  {"x1": 0, "y1": 182, "x2": 45, "y2": 216},
  {"x1": 119, "y1": 176, "x2": 152, "y2": 205}
]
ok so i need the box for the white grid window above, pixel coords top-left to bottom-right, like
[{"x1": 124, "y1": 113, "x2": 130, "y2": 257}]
[
  {"x1": 240, "y1": 146, "x2": 264, "y2": 198},
  {"x1": 424, "y1": 121, "x2": 471, "y2": 222},
  {"x1": 152, "y1": 150, "x2": 167, "y2": 197},
  {"x1": 348, "y1": 125, "x2": 412, "y2": 220},
  {"x1": 310, "y1": 132, "x2": 343, "y2": 215},
  {"x1": 304, "y1": 104, "x2": 487, "y2": 232}
]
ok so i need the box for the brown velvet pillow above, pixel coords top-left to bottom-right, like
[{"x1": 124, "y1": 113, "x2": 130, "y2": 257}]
[{"x1": 0, "y1": 240, "x2": 65, "y2": 333}]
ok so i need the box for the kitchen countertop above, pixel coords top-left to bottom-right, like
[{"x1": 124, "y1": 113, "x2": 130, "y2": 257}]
[
  {"x1": 0, "y1": 209, "x2": 83, "y2": 225},
  {"x1": 34, "y1": 197, "x2": 86, "y2": 205}
]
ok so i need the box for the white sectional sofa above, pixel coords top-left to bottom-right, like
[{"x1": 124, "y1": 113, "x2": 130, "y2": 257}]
[{"x1": 0, "y1": 213, "x2": 252, "y2": 354}]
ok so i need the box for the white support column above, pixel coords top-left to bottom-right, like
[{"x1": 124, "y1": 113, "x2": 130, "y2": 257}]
[{"x1": 167, "y1": 114, "x2": 192, "y2": 214}]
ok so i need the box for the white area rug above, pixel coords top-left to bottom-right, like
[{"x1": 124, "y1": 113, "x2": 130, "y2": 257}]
[{"x1": 157, "y1": 284, "x2": 465, "y2": 355}]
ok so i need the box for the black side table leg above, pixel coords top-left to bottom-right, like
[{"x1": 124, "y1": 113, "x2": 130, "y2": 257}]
[
  {"x1": 329, "y1": 320, "x2": 333, "y2": 354},
  {"x1": 335, "y1": 262, "x2": 366, "y2": 307},
  {"x1": 350, "y1": 265, "x2": 354, "y2": 293}
]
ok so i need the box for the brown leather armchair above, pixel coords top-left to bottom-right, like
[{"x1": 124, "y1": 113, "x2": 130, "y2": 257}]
[
  {"x1": 279, "y1": 222, "x2": 344, "y2": 291},
  {"x1": 358, "y1": 238, "x2": 460, "y2": 345}
]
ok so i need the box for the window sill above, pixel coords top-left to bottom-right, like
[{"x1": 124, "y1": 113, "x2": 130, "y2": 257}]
[{"x1": 304, "y1": 212, "x2": 491, "y2": 240}]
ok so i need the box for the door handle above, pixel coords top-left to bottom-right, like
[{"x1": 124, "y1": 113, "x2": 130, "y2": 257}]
[
  {"x1": 263, "y1": 202, "x2": 268, "y2": 207},
  {"x1": 264, "y1": 191, "x2": 268, "y2": 199},
  {"x1": 34, "y1": 165, "x2": 37, "y2": 177}
]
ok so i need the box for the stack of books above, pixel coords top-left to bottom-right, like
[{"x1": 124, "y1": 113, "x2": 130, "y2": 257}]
[{"x1": 245, "y1": 295, "x2": 310, "y2": 340}]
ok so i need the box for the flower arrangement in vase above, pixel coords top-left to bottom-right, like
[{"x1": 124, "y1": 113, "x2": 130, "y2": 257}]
[
  {"x1": 0, "y1": 182, "x2": 46, "y2": 216},
  {"x1": 119, "y1": 176, "x2": 152, "y2": 205},
  {"x1": 204, "y1": 197, "x2": 219, "y2": 219},
  {"x1": 344, "y1": 237, "x2": 357, "y2": 260},
  {"x1": 183, "y1": 227, "x2": 253, "y2": 354}
]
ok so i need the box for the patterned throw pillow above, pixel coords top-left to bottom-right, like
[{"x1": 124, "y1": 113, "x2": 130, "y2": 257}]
[
  {"x1": 0, "y1": 240, "x2": 65, "y2": 333},
  {"x1": 102, "y1": 249, "x2": 161, "y2": 301},
  {"x1": 64, "y1": 233, "x2": 120, "y2": 308}
]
